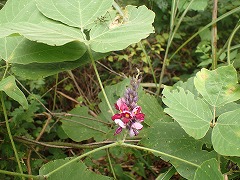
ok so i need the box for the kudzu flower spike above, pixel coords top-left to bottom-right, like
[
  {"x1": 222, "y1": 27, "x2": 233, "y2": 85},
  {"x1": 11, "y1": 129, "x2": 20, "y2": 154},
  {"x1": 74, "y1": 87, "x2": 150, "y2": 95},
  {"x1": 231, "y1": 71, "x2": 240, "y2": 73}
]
[{"x1": 112, "y1": 74, "x2": 145, "y2": 137}]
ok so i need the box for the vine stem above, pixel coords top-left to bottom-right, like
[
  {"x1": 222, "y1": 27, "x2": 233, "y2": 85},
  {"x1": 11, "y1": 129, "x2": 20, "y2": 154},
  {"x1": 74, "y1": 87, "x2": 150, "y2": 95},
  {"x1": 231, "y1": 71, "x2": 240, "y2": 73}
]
[
  {"x1": 211, "y1": 0, "x2": 218, "y2": 69},
  {"x1": 87, "y1": 45, "x2": 114, "y2": 115},
  {"x1": 1, "y1": 93, "x2": 24, "y2": 180},
  {"x1": 45, "y1": 142, "x2": 119, "y2": 177},
  {"x1": 121, "y1": 143, "x2": 200, "y2": 168},
  {"x1": 0, "y1": 170, "x2": 42, "y2": 180},
  {"x1": 107, "y1": 148, "x2": 117, "y2": 179},
  {"x1": 44, "y1": 141, "x2": 200, "y2": 178}
]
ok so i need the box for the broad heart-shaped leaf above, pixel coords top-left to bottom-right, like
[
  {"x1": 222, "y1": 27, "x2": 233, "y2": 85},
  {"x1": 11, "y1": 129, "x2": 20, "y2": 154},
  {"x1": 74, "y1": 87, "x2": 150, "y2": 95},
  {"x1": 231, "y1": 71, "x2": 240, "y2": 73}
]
[
  {"x1": 212, "y1": 108, "x2": 240, "y2": 156},
  {"x1": 194, "y1": 159, "x2": 223, "y2": 180},
  {"x1": 39, "y1": 158, "x2": 112, "y2": 180},
  {"x1": 0, "y1": 37, "x2": 86, "y2": 64},
  {"x1": 140, "y1": 121, "x2": 217, "y2": 180},
  {"x1": 89, "y1": 5, "x2": 155, "y2": 52},
  {"x1": 61, "y1": 106, "x2": 110, "y2": 142},
  {"x1": 162, "y1": 86, "x2": 212, "y2": 139},
  {"x1": 11, "y1": 51, "x2": 108, "y2": 79},
  {"x1": 36, "y1": 0, "x2": 114, "y2": 29},
  {"x1": 0, "y1": 76, "x2": 28, "y2": 109},
  {"x1": 194, "y1": 65, "x2": 240, "y2": 107}
]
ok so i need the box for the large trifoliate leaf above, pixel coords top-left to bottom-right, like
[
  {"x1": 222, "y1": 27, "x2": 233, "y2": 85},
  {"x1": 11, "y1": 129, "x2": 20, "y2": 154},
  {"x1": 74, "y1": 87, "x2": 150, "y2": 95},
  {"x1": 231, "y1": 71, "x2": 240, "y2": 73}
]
[
  {"x1": 36, "y1": 0, "x2": 114, "y2": 29},
  {"x1": 0, "y1": 76, "x2": 28, "y2": 109},
  {"x1": 39, "y1": 158, "x2": 112, "y2": 180},
  {"x1": 194, "y1": 65, "x2": 240, "y2": 107},
  {"x1": 11, "y1": 51, "x2": 108, "y2": 79},
  {"x1": 212, "y1": 109, "x2": 240, "y2": 156},
  {"x1": 162, "y1": 87, "x2": 212, "y2": 139},
  {"x1": 194, "y1": 159, "x2": 223, "y2": 180},
  {"x1": 0, "y1": 37, "x2": 86, "y2": 64},
  {"x1": 61, "y1": 106, "x2": 110, "y2": 142},
  {"x1": 140, "y1": 121, "x2": 217, "y2": 180},
  {"x1": 0, "y1": 0, "x2": 155, "y2": 53}
]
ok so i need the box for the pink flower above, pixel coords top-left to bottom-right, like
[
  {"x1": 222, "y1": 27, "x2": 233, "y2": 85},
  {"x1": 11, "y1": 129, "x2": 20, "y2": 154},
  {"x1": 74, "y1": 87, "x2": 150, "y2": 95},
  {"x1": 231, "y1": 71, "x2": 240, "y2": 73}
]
[
  {"x1": 129, "y1": 122, "x2": 143, "y2": 137},
  {"x1": 115, "y1": 98, "x2": 129, "y2": 112}
]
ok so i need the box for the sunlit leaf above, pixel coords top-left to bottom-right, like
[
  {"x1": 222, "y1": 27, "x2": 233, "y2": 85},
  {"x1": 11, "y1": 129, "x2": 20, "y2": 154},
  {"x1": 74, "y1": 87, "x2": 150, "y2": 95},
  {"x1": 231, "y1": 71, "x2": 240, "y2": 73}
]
[
  {"x1": 0, "y1": 76, "x2": 28, "y2": 109},
  {"x1": 194, "y1": 65, "x2": 240, "y2": 107},
  {"x1": 162, "y1": 87, "x2": 212, "y2": 139},
  {"x1": 39, "y1": 158, "x2": 112, "y2": 180},
  {"x1": 194, "y1": 159, "x2": 223, "y2": 180},
  {"x1": 89, "y1": 5, "x2": 155, "y2": 52},
  {"x1": 36, "y1": 0, "x2": 114, "y2": 29},
  {"x1": 141, "y1": 121, "x2": 217, "y2": 179},
  {"x1": 61, "y1": 106, "x2": 110, "y2": 142},
  {"x1": 212, "y1": 109, "x2": 240, "y2": 156}
]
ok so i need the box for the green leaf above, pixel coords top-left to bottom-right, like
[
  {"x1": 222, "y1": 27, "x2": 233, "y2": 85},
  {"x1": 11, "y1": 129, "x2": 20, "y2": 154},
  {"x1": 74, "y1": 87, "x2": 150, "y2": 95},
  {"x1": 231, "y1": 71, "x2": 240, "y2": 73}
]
[
  {"x1": 138, "y1": 90, "x2": 171, "y2": 126},
  {"x1": 194, "y1": 65, "x2": 240, "y2": 107},
  {"x1": 178, "y1": 0, "x2": 208, "y2": 11},
  {"x1": 0, "y1": 76, "x2": 28, "y2": 109},
  {"x1": 36, "y1": 0, "x2": 114, "y2": 29},
  {"x1": 140, "y1": 121, "x2": 217, "y2": 179},
  {"x1": 39, "y1": 158, "x2": 112, "y2": 180},
  {"x1": 89, "y1": 5, "x2": 155, "y2": 52},
  {"x1": 212, "y1": 109, "x2": 240, "y2": 156},
  {"x1": 61, "y1": 106, "x2": 109, "y2": 142},
  {"x1": 194, "y1": 159, "x2": 224, "y2": 180},
  {"x1": 156, "y1": 166, "x2": 176, "y2": 180},
  {"x1": 0, "y1": 37, "x2": 86, "y2": 64},
  {"x1": 11, "y1": 51, "x2": 108, "y2": 79},
  {"x1": 162, "y1": 87, "x2": 212, "y2": 139},
  {"x1": 3, "y1": 22, "x2": 85, "y2": 46},
  {"x1": 0, "y1": 0, "x2": 46, "y2": 24}
]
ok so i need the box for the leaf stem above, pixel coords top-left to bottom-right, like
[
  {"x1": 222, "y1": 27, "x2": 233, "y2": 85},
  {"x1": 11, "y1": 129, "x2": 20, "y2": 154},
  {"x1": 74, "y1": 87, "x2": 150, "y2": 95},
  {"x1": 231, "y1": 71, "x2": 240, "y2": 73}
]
[
  {"x1": 107, "y1": 148, "x2": 117, "y2": 179},
  {"x1": 211, "y1": 0, "x2": 218, "y2": 69},
  {"x1": 87, "y1": 46, "x2": 114, "y2": 115},
  {"x1": 45, "y1": 142, "x2": 119, "y2": 177},
  {"x1": 156, "y1": 0, "x2": 195, "y2": 95},
  {"x1": 121, "y1": 143, "x2": 200, "y2": 168},
  {"x1": 227, "y1": 24, "x2": 240, "y2": 65},
  {"x1": 0, "y1": 170, "x2": 42, "y2": 180},
  {"x1": 1, "y1": 93, "x2": 24, "y2": 179}
]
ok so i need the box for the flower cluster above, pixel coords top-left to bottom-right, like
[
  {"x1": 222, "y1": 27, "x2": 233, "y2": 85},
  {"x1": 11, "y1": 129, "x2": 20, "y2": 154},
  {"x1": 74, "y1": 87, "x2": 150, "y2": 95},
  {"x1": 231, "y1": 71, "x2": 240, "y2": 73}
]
[{"x1": 111, "y1": 76, "x2": 145, "y2": 136}]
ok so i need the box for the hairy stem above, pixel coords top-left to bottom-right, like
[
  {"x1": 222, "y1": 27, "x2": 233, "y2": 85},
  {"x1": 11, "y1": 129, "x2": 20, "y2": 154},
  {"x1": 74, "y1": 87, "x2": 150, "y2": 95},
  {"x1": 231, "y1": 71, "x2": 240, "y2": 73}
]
[
  {"x1": 0, "y1": 170, "x2": 42, "y2": 180},
  {"x1": 211, "y1": 0, "x2": 218, "y2": 69}
]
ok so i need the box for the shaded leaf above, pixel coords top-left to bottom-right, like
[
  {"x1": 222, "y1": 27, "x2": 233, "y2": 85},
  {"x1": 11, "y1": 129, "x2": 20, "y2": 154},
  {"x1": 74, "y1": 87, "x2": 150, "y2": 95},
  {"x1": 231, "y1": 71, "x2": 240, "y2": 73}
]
[
  {"x1": 138, "y1": 91, "x2": 171, "y2": 126},
  {"x1": 89, "y1": 5, "x2": 155, "y2": 52},
  {"x1": 194, "y1": 65, "x2": 240, "y2": 107},
  {"x1": 36, "y1": 0, "x2": 114, "y2": 29},
  {"x1": 11, "y1": 51, "x2": 108, "y2": 79},
  {"x1": 140, "y1": 121, "x2": 217, "y2": 179},
  {"x1": 39, "y1": 158, "x2": 112, "y2": 180},
  {"x1": 0, "y1": 37, "x2": 86, "y2": 64},
  {"x1": 156, "y1": 166, "x2": 176, "y2": 180},
  {"x1": 61, "y1": 106, "x2": 109, "y2": 142},
  {"x1": 162, "y1": 87, "x2": 212, "y2": 139},
  {"x1": 194, "y1": 159, "x2": 223, "y2": 180},
  {"x1": 0, "y1": 76, "x2": 28, "y2": 109},
  {"x1": 212, "y1": 109, "x2": 240, "y2": 156}
]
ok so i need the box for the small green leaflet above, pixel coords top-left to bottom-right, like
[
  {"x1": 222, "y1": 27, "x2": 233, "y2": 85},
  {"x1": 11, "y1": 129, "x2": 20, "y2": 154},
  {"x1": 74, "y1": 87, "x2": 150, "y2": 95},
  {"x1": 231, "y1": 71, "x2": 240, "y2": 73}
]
[
  {"x1": 162, "y1": 86, "x2": 212, "y2": 139},
  {"x1": 194, "y1": 159, "x2": 223, "y2": 180},
  {"x1": 194, "y1": 65, "x2": 240, "y2": 107},
  {"x1": 0, "y1": 76, "x2": 28, "y2": 109},
  {"x1": 212, "y1": 108, "x2": 240, "y2": 156}
]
